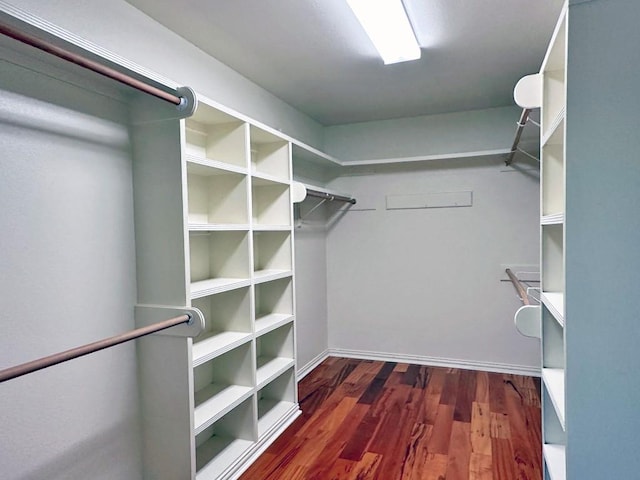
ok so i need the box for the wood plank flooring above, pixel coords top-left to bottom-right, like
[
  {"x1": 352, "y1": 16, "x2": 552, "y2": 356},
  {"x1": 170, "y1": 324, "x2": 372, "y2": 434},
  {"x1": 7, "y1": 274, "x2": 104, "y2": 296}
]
[{"x1": 240, "y1": 357, "x2": 541, "y2": 480}]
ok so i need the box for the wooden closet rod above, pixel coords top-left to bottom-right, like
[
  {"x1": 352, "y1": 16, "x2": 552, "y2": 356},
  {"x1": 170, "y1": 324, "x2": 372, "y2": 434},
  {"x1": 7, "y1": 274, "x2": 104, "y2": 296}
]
[
  {"x1": 0, "y1": 22, "x2": 185, "y2": 107},
  {"x1": 505, "y1": 268, "x2": 530, "y2": 306},
  {"x1": 505, "y1": 108, "x2": 532, "y2": 166},
  {"x1": 0, "y1": 313, "x2": 191, "y2": 383},
  {"x1": 306, "y1": 188, "x2": 356, "y2": 205}
]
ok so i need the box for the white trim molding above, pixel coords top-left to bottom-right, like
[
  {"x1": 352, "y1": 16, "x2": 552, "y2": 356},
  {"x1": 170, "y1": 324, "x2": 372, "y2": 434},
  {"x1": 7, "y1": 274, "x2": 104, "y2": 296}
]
[
  {"x1": 328, "y1": 348, "x2": 541, "y2": 377},
  {"x1": 296, "y1": 349, "x2": 330, "y2": 380}
]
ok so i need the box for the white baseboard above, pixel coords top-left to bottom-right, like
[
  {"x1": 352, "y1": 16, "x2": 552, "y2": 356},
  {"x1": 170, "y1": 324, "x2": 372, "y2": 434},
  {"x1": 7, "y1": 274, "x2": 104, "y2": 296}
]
[
  {"x1": 328, "y1": 348, "x2": 541, "y2": 377},
  {"x1": 227, "y1": 407, "x2": 301, "y2": 480},
  {"x1": 296, "y1": 349, "x2": 330, "y2": 380}
]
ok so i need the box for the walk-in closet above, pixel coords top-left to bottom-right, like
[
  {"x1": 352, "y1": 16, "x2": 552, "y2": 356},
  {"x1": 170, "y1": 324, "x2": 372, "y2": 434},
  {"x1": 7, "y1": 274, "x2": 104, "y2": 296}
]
[{"x1": 2, "y1": 1, "x2": 639, "y2": 479}]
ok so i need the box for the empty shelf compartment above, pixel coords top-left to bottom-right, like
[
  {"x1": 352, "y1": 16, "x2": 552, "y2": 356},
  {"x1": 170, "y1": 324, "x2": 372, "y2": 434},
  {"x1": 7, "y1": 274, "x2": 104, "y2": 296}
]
[
  {"x1": 257, "y1": 368, "x2": 297, "y2": 437},
  {"x1": 195, "y1": 398, "x2": 255, "y2": 480},
  {"x1": 256, "y1": 323, "x2": 294, "y2": 389},
  {"x1": 193, "y1": 343, "x2": 254, "y2": 435}
]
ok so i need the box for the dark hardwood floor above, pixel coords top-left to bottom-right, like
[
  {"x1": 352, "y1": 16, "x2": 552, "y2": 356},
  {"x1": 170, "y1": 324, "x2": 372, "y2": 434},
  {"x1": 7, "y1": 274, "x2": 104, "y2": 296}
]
[{"x1": 240, "y1": 357, "x2": 542, "y2": 480}]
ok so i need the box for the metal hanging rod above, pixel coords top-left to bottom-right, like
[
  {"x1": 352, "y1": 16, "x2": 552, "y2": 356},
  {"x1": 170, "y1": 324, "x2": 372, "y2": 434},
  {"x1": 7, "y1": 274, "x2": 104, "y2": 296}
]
[
  {"x1": 306, "y1": 188, "x2": 356, "y2": 205},
  {"x1": 0, "y1": 313, "x2": 191, "y2": 383},
  {"x1": 506, "y1": 268, "x2": 531, "y2": 306},
  {"x1": 505, "y1": 108, "x2": 532, "y2": 166},
  {"x1": 0, "y1": 22, "x2": 186, "y2": 107}
]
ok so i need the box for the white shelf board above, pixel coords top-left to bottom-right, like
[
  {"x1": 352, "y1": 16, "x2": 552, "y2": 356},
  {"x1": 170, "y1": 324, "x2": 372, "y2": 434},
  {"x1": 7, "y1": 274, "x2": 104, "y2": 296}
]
[
  {"x1": 541, "y1": 213, "x2": 564, "y2": 225},
  {"x1": 192, "y1": 331, "x2": 253, "y2": 367},
  {"x1": 195, "y1": 436, "x2": 253, "y2": 480},
  {"x1": 255, "y1": 313, "x2": 294, "y2": 337},
  {"x1": 256, "y1": 357, "x2": 295, "y2": 389},
  {"x1": 252, "y1": 224, "x2": 291, "y2": 232},
  {"x1": 194, "y1": 384, "x2": 253, "y2": 435},
  {"x1": 251, "y1": 171, "x2": 289, "y2": 185},
  {"x1": 542, "y1": 108, "x2": 565, "y2": 146},
  {"x1": 541, "y1": 292, "x2": 565, "y2": 327},
  {"x1": 186, "y1": 154, "x2": 247, "y2": 176},
  {"x1": 189, "y1": 223, "x2": 250, "y2": 232},
  {"x1": 543, "y1": 367, "x2": 565, "y2": 430},
  {"x1": 257, "y1": 399, "x2": 297, "y2": 437},
  {"x1": 253, "y1": 269, "x2": 293, "y2": 284},
  {"x1": 191, "y1": 278, "x2": 251, "y2": 299},
  {"x1": 251, "y1": 173, "x2": 289, "y2": 186},
  {"x1": 543, "y1": 444, "x2": 566, "y2": 480}
]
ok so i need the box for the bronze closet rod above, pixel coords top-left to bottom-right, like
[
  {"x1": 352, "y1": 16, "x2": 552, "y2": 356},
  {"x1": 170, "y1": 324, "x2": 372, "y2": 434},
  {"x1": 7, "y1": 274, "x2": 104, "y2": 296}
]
[
  {"x1": 306, "y1": 188, "x2": 356, "y2": 205},
  {"x1": 505, "y1": 108, "x2": 532, "y2": 166},
  {"x1": 506, "y1": 268, "x2": 530, "y2": 306},
  {"x1": 0, "y1": 22, "x2": 184, "y2": 107},
  {"x1": 0, "y1": 314, "x2": 191, "y2": 383}
]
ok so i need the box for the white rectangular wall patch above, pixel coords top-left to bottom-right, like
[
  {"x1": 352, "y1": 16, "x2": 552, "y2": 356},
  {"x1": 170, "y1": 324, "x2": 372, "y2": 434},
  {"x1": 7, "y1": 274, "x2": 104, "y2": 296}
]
[{"x1": 385, "y1": 191, "x2": 473, "y2": 210}]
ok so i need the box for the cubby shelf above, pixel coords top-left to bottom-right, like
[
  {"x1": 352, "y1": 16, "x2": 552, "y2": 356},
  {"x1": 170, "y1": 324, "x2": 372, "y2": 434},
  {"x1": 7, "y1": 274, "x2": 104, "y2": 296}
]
[
  {"x1": 187, "y1": 163, "x2": 249, "y2": 227},
  {"x1": 543, "y1": 444, "x2": 566, "y2": 480},
  {"x1": 256, "y1": 357, "x2": 295, "y2": 390},
  {"x1": 255, "y1": 313, "x2": 294, "y2": 337},
  {"x1": 542, "y1": 368, "x2": 565, "y2": 430},
  {"x1": 250, "y1": 125, "x2": 290, "y2": 183},
  {"x1": 194, "y1": 384, "x2": 253, "y2": 435},
  {"x1": 541, "y1": 9, "x2": 566, "y2": 142},
  {"x1": 251, "y1": 171, "x2": 289, "y2": 185},
  {"x1": 189, "y1": 230, "x2": 251, "y2": 300},
  {"x1": 541, "y1": 109, "x2": 565, "y2": 147},
  {"x1": 192, "y1": 332, "x2": 252, "y2": 367},
  {"x1": 191, "y1": 278, "x2": 252, "y2": 299},
  {"x1": 257, "y1": 367, "x2": 296, "y2": 437},
  {"x1": 186, "y1": 154, "x2": 248, "y2": 176},
  {"x1": 196, "y1": 437, "x2": 253, "y2": 480},
  {"x1": 253, "y1": 270, "x2": 293, "y2": 284},
  {"x1": 258, "y1": 398, "x2": 297, "y2": 437},
  {"x1": 185, "y1": 116, "x2": 248, "y2": 170},
  {"x1": 541, "y1": 292, "x2": 564, "y2": 327},
  {"x1": 541, "y1": 213, "x2": 564, "y2": 225},
  {"x1": 252, "y1": 177, "x2": 291, "y2": 228},
  {"x1": 542, "y1": 224, "x2": 564, "y2": 295}
]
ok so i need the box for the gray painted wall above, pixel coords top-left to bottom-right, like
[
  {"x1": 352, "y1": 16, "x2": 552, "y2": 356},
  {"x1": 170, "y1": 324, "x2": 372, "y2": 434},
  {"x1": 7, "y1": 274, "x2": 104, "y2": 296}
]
[
  {"x1": 325, "y1": 158, "x2": 540, "y2": 370},
  {"x1": 293, "y1": 227, "x2": 330, "y2": 371},
  {"x1": 0, "y1": 62, "x2": 142, "y2": 480}
]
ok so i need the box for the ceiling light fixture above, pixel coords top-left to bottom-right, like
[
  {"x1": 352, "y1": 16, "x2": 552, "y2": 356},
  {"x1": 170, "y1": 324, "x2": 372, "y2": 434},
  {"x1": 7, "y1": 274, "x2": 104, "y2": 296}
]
[{"x1": 346, "y1": 0, "x2": 421, "y2": 65}]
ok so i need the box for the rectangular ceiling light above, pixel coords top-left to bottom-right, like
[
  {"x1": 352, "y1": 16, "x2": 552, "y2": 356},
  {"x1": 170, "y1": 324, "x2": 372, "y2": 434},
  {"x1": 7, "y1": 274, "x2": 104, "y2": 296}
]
[{"x1": 346, "y1": 0, "x2": 420, "y2": 65}]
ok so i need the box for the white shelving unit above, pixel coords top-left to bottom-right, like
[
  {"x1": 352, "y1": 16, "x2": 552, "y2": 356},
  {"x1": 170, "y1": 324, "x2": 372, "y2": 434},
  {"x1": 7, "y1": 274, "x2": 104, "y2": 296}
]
[
  {"x1": 182, "y1": 101, "x2": 301, "y2": 479},
  {"x1": 539, "y1": 4, "x2": 567, "y2": 479},
  {"x1": 537, "y1": 2, "x2": 640, "y2": 478}
]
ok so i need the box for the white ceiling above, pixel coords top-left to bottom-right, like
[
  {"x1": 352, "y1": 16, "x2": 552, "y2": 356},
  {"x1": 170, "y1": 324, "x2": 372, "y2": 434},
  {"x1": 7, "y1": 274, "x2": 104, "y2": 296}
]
[{"x1": 125, "y1": 0, "x2": 564, "y2": 126}]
